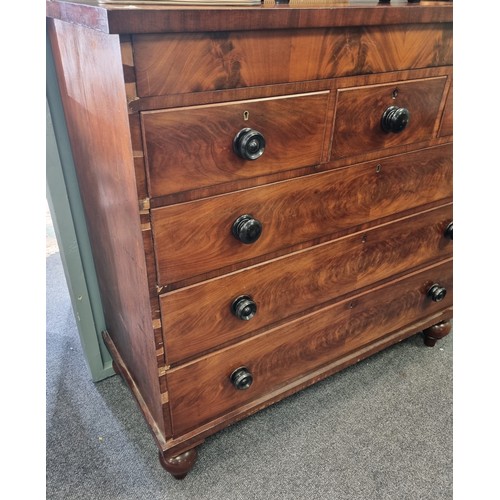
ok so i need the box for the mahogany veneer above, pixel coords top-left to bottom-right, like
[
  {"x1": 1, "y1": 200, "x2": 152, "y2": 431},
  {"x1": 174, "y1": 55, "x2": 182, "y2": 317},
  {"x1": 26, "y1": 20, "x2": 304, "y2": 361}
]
[
  {"x1": 142, "y1": 91, "x2": 330, "y2": 195},
  {"x1": 47, "y1": 0, "x2": 453, "y2": 479}
]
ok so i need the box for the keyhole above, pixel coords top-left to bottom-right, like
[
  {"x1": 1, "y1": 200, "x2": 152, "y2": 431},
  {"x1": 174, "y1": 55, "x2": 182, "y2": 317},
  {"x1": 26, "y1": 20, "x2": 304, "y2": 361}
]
[
  {"x1": 243, "y1": 111, "x2": 249, "y2": 121},
  {"x1": 392, "y1": 88, "x2": 399, "y2": 99}
]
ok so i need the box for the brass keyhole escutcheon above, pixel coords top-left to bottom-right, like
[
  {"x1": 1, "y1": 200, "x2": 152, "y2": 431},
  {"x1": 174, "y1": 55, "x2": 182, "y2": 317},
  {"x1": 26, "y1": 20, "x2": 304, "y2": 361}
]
[{"x1": 243, "y1": 110, "x2": 250, "y2": 121}]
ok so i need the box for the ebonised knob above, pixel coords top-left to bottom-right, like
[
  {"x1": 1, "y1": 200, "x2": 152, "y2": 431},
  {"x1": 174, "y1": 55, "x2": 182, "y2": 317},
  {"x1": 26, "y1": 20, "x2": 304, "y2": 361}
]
[
  {"x1": 444, "y1": 222, "x2": 453, "y2": 240},
  {"x1": 233, "y1": 128, "x2": 266, "y2": 160},
  {"x1": 232, "y1": 295, "x2": 257, "y2": 321},
  {"x1": 230, "y1": 367, "x2": 253, "y2": 390},
  {"x1": 427, "y1": 283, "x2": 447, "y2": 302},
  {"x1": 381, "y1": 106, "x2": 410, "y2": 133},
  {"x1": 232, "y1": 214, "x2": 262, "y2": 244}
]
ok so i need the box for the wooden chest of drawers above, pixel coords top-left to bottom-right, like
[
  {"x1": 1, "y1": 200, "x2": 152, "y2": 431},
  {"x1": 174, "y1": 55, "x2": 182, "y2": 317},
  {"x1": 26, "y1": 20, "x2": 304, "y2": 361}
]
[{"x1": 47, "y1": 0, "x2": 453, "y2": 479}]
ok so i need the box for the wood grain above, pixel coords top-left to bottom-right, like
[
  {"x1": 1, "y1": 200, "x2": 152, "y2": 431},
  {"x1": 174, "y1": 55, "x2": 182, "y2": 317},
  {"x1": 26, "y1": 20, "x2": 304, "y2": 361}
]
[
  {"x1": 135, "y1": 66, "x2": 451, "y2": 207},
  {"x1": 167, "y1": 259, "x2": 453, "y2": 436},
  {"x1": 132, "y1": 24, "x2": 452, "y2": 96},
  {"x1": 331, "y1": 75, "x2": 448, "y2": 159},
  {"x1": 151, "y1": 144, "x2": 452, "y2": 284},
  {"x1": 142, "y1": 91, "x2": 330, "y2": 196},
  {"x1": 48, "y1": 19, "x2": 166, "y2": 437},
  {"x1": 46, "y1": 1, "x2": 453, "y2": 35},
  {"x1": 162, "y1": 306, "x2": 452, "y2": 450},
  {"x1": 161, "y1": 204, "x2": 452, "y2": 364},
  {"x1": 47, "y1": 0, "x2": 453, "y2": 474}
]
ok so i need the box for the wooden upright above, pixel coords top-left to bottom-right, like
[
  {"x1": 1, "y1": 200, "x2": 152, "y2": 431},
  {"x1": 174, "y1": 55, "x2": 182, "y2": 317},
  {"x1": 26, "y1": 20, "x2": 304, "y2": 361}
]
[{"x1": 47, "y1": 0, "x2": 453, "y2": 479}]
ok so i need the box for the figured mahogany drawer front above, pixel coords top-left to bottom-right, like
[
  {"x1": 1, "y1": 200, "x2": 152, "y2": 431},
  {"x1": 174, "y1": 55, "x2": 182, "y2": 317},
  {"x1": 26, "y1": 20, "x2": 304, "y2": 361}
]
[
  {"x1": 167, "y1": 260, "x2": 453, "y2": 436},
  {"x1": 142, "y1": 91, "x2": 329, "y2": 196},
  {"x1": 151, "y1": 144, "x2": 452, "y2": 285},
  {"x1": 132, "y1": 25, "x2": 452, "y2": 97},
  {"x1": 331, "y1": 75, "x2": 448, "y2": 159},
  {"x1": 161, "y1": 204, "x2": 453, "y2": 364}
]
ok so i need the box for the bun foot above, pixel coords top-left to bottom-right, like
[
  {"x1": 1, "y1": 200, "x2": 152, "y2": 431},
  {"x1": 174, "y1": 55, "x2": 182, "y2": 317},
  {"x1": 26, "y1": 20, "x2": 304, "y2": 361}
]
[
  {"x1": 423, "y1": 320, "x2": 452, "y2": 347},
  {"x1": 159, "y1": 448, "x2": 198, "y2": 479}
]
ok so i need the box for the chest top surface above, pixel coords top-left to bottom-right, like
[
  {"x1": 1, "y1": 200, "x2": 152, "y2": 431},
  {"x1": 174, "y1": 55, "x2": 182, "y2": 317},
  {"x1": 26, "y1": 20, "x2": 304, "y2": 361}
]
[{"x1": 46, "y1": 0, "x2": 453, "y2": 34}]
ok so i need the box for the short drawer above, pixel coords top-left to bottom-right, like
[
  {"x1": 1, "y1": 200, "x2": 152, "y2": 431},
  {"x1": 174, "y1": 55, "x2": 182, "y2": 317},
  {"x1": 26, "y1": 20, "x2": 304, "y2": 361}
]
[
  {"x1": 161, "y1": 204, "x2": 453, "y2": 364},
  {"x1": 142, "y1": 91, "x2": 330, "y2": 196},
  {"x1": 151, "y1": 144, "x2": 452, "y2": 284},
  {"x1": 331, "y1": 74, "x2": 448, "y2": 159},
  {"x1": 167, "y1": 260, "x2": 453, "y2": 436}
]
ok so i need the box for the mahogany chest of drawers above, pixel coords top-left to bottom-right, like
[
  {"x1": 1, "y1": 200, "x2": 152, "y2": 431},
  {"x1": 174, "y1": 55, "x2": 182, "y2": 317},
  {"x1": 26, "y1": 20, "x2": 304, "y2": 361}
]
[{"x1": 47, "y1": 0, "x2": 453, "y2": 479}]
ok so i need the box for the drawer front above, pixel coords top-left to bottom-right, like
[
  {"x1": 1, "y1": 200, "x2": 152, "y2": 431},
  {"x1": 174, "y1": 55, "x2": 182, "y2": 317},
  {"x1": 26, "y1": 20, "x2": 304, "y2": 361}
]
[
  {"x1": 142, "y1": 91, "x2": 330, "y2": 196},
  {"x1": 167, "y1": 260, "x2": 453, "y2": 436},
  {"x1": 331, "y1": 75, "x2": 448, "y2": 159},
  {"x1": 161, "y1": 204, "x2": 453, "y2": 364},
  {"x1": 132, "y1": 25, "x2": 452, "y2": 97},
  {"x1": 151, "y1": 144, "x2": 452, "y2": 284}
]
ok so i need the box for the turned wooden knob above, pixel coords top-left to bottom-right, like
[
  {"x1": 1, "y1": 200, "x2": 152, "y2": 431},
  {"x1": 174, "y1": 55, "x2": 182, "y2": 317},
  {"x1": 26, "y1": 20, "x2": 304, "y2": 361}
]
[
  {"x1": 231, "y1": 295, "x2": 257, "y2": 321},
  {"x1": 233, "y1": 128, "x2": 266, "y2": 160},
  {"x1": 427, "y1": 283, "x2": 447, "y2": 302},
  {"x1": 381, "y1": 106, "x2": 410, "y2": 133},
  {"x1": 232, "y1": 214, "x2": 262, "y2": 244},
  {"x1": 444, "y1": 222, "x2": 453, "y2": 240},
  {"x1": 230, "y1": 367, "x2": 253, "y2": 390}
]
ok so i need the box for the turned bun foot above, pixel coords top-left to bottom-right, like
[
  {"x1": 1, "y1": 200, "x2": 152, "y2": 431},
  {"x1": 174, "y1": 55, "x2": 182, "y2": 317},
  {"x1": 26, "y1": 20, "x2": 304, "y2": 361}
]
[
  {"x1": 423, "y1": 320, "x2": 452, "y2": 347},
  {"x1": 159, "y1": 448, "x2": 198, "y2": 479}
]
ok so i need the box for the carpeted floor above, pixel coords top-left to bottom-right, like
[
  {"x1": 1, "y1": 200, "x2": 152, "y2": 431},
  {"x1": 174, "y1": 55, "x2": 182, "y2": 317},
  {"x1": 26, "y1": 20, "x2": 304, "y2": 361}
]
[{"x1": 46, "y1": 250, "x2": 452, "y2": 500}]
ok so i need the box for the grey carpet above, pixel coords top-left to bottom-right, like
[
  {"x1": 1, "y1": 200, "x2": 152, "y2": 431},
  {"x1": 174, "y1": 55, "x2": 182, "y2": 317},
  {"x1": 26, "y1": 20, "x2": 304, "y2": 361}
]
[{"x1": 47, "y1": 250, "x2": 452, "y2": 500}]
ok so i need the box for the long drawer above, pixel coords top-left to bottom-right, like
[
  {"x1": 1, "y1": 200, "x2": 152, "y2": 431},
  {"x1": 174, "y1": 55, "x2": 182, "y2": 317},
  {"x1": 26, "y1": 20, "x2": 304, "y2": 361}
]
[
  {"x1": 161, "y1": 204, "x2": 453, "y2": 364},
  {"x1": 167, "y1": 259, "x2": 453, "y2": 436},
  {"x1": 132, "y1": 25, "x2": 452, "y2": 96},
  {"x1": 151, "y1": 144, "x2": 452, "y2": 284}
]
